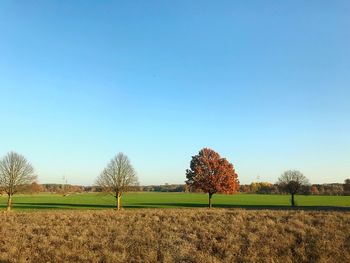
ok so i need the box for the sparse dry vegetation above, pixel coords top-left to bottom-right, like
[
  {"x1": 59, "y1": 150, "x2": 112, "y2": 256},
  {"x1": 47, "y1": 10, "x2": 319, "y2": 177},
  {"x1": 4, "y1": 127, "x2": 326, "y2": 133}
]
[{"x1": 0, "y1": 209, "x2": 349, "y2": 263}]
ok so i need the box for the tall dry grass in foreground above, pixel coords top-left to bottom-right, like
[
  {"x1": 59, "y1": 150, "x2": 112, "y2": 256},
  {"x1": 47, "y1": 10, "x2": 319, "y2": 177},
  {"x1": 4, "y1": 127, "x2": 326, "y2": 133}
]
[{"x1": 0, "y1": 209, "x2": 349, "y2": 263}]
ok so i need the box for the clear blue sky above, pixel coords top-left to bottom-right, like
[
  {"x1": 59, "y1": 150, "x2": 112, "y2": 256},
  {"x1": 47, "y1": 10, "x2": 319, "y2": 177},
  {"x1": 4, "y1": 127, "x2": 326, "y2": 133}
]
[{"x1": 0, "y1": 1, "x2": 349, "y2": 185}]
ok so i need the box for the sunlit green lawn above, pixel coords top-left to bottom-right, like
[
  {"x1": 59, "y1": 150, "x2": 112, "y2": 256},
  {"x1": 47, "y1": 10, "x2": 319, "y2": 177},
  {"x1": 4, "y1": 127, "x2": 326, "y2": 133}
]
[{"x1": 0, "y1": 192, "x2": 349, "y2": 211}]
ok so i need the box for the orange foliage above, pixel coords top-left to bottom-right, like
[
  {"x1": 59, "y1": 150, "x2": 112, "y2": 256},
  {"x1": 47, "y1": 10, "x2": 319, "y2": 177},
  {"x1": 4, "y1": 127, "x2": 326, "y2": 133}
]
[
  {"x1": 186, "y1": 148, "x2": 239, "y2": 196},
  {"x1": 311, "y1": 185, "x2": 319, "y2": 195},
  {"x1": 30, "y1": 182, "x2": 44, "y2": 193}
]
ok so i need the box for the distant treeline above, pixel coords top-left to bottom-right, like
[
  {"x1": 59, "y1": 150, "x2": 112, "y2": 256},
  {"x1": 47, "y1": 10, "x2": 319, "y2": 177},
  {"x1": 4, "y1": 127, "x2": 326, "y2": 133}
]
[
  {"x1": 239, "y1": 182, "x2": 350, "y2": 196},
  {"x1": 2, "y1": 180, "x2": 348, "y2": 196}
]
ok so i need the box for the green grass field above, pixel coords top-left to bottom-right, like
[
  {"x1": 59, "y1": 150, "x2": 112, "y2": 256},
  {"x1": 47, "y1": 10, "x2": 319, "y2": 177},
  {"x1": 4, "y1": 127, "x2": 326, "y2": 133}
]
[{"x1": 0, "y1": 192, "x2": 349, "y2": 211}]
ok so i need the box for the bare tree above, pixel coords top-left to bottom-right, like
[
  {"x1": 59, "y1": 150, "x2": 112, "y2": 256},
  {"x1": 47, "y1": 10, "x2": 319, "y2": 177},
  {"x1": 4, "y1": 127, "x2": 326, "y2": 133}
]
[
  {"x1": 344, "y1": 178, "x2": 350, "y2": 195},
  {"x1": 96, "y1": 153, "x2": 138, "y2": 210},
  {"x1": 277, "y1": 170, "x2": 309, "y2": 207},
  {"x1": 0, "y1": 152, "x2": 37, "y2": 211}
]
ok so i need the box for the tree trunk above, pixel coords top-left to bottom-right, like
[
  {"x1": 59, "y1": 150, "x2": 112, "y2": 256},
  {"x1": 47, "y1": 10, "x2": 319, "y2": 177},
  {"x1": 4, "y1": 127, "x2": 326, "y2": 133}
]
[
  {"x1": 116, "y1": 192, "x2": 122, "y2": 211},
  {"x1": 291, "y1": 194, "x2": 295, "y2": 207},
  {"x1": 7, "y1": 194, "x2": 12, "y2": 211},
  {"x1": 208, "y1": 193, "x2": 213, "y2": 208}
]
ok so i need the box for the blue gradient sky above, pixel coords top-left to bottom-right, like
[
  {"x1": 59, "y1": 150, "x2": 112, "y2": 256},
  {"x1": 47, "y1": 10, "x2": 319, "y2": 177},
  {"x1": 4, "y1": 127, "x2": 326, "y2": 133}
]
[{"x1": 0, "y1": 1, "x2": 349, "y2": 185}]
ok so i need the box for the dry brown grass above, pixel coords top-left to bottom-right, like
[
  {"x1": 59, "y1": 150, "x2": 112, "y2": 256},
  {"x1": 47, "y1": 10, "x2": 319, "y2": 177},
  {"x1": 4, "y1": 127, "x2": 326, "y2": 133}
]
[{"x1": 0, "y1": 209, "x2": 349, "y2": 263}]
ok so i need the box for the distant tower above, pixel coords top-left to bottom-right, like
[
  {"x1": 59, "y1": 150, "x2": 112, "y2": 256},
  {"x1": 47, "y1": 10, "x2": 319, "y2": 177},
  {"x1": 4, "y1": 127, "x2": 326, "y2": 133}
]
[
  {"x1": 62, "y1": 175, "x2": 68, "y2": 193},
  {"x1": 256, "y1": 174, "x2": 260, "y2": 182}
]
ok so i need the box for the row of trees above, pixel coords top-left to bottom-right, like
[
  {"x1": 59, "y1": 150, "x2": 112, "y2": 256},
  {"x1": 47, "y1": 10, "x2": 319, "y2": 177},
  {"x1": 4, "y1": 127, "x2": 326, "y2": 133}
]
[
  {"x1": 185, "y1": 148, "x2": 312, "y2": 207},
  {"x1": 8, "y1": 181, "x2": 348, "y2": 196},
  {"x1": 0, "y1": 152, "x2": 138, "y2": 211},
  {"x1": 240, "y1": 181, "x2": 349, "y2": 196},
  {"x1": 1, "y1": 149, "x2": 349, "y2": 210}
]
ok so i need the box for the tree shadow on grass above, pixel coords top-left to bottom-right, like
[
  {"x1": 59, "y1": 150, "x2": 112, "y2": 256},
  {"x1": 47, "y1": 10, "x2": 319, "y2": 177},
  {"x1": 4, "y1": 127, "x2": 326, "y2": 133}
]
[
  {"x1": 0, "y1": 203, "x2": 149, "y2": 210},
  {"x1": 132, "y1": 202, "x2": 350, "y2": 211},
  {"x1": 1, "y1": 202, "x2": 349, "y2": 211}
]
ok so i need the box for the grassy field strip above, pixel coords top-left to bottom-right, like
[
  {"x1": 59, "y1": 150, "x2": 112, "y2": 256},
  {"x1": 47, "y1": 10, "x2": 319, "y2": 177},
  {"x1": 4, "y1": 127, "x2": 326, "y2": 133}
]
[{"x1": 0, "y1": 192, "x2": 349, "y2": 211}]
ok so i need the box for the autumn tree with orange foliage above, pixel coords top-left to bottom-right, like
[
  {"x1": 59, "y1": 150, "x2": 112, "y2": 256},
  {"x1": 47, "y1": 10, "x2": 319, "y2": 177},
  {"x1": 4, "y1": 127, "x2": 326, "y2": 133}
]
[
  {"x1": 30, "y1": 182, "x2": 44, "y2": 193},
  {"x1": 186, "y1": 148, "x2": 239, "y2": 208}
]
